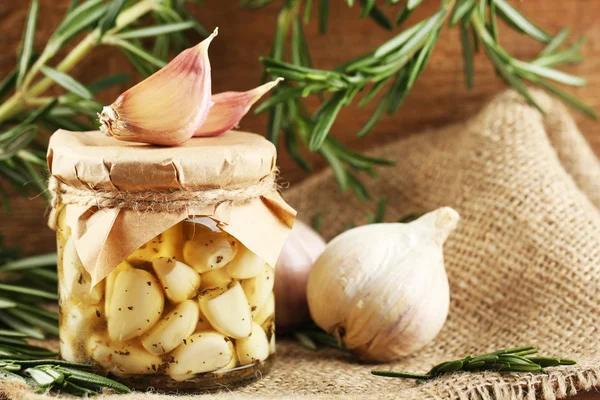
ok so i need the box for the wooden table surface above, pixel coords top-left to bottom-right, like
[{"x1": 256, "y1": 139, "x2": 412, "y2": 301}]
[{"x1": 1, "y1": 2, "x2": 599, "y2": 398}]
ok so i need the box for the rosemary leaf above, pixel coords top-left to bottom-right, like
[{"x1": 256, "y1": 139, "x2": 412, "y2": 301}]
[
  {"x1": 539, "y1": 28, "x2": 570, "y2": 57},
  {"x1": 320, "y1": 143, "x2": 348, "y2": 191},
  {"x1": 16, "y1": 0, "x2": 39, "y2": 88},
  {"x1": 318, "y1": 0, "x2": 329, "y2": 34},
  {"x1": 0, "y1": 69, "x2": 17, "y2": 100},
  {"x1": 359, "y1": 0, "x2": 393, "y2": 31},
  {"x1": 386, "y1": 68, "x2": 409, "y2": 114},
  {"x1": 15, "y1": 303, "x2": 58, "y2": 322},
  {"x1": 460, "y1": 22, "x2": 474, "y2": 89},
  {"x1": 357, "y1": 96, "x2": 388, "y2": 137},
  {"x1": 121, "y1": 48, "x2": 154, "y2": 77},
  {"x1": 358, "y1": 76, "x2": 392, "y2": 107},
  {"x1": 284, "y1": 128, "x2": 312, "y2": 172},
  {"x1": 0, "y1": 311, "x2": 44, "y2": 340},
  {"x1": 396, "y1": 0, "x2": 424, "y2": 26},
  {"x1": 98, "y1": 0, "x2": 127, "y2": 40},
  {"x1": 0, "y1": 253, "x2": 56, "y2": 272},
  {"x1": 59, "y1": 367, "x2": 131, "y2": 393},
  {"x1": 267, "y1": 104, "x2": 284, "y2": 144},
  {"x1": 27, "y1": 269, "x2": 59, "y2": 283},
  {"x1": 534, "y1": 79, "x2": 598, "y2": 120},
  {"x1": 374, "y1": 20, "x2": 426, "y2": 58},
  {"x1": 359, "y1": 0, "x2": 374, "y2": 18},
  {"x1": 295, "y1": 332, "x2": 318, "y2": 350},
  {"x1": 371, "y1": 196, "x2": 387, "y2": 223},
  {"x1": 39, "y1": 66, "x2": 92, "y2": 100},
  {"x1": 450, "y1": 0, "x2": 475, "y2": 27},
  {"x1": 347, "y1": 171, "x2": 371, "y2": 201},
  {"x1": 53, "y1": 0, "x2": 103, "y2": 39},
  {"x1": 484, "y1": 46, "x2": 544, "y2": 114},
  {"x1": 310, "y1": 92, "x2": 347, "y2": 151},
  {"x1": 0, "y1": 283, "x2": 57, "y2": 301},
  {"x1": 303, "y1": 0, "x2": 313, "y2": 23},
  {"x1": 512, "y1": 60, "x2": 586, "y2": 86},
  {"x1": 0, "y1": 330, "x2": 29, "y2": 338},
  {"x1": 0, "y1": 298, "x2": 17, "y2": 309},
  {"x1": 311, "y1": 213, "x2": 322, "y2": 233},
  {"x1": 493, "y1": 0, "x2": 551, "y2": 43},
  {"x1": 6, "y1": 308, "x2": 58, "y2": 336},
  {"x1": 533, "y1": 49, "x2": 583, "y2": 68},
  {"x1": 114, "y1": 21, "x2": 196, "y2": 40},
  {"x1": 0, "y1": 126, "x2": 38, "y2": 161},
  {"x1": 395, "y1": 7, "x2": 412, "y2": 26},
  {"x1": 52, "y1": 2, "x2": 108, "y2": 49},
  {"x1": 26, "y1": 367, "x2": 61, "y2": 386},
  {"x1": 105, "y1": 38, "x2": 167, "y2": 69}
]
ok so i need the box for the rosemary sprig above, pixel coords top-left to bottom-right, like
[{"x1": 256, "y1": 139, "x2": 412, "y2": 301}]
[
  {"x1": 0, "y1": 359, "x2": 130, "y2": 396},
  {"x1": 256, "y1": 0, "x2": 596, "y2": 196},
  {"x1": 293, "y1": 322, "x2": 346, "y2": 351},
  {"x1": 0, "y1": 243, "x2": 129, "y2": 396},
  {"x1": 0, "y1": 0, "x2": 206, "y2": 209},
  {"x1": 0, "y1": 247, "x2": 59, "y2": 340},
  {"x1": 372, "y1": 346, "x2": 576, "y2": 383}
]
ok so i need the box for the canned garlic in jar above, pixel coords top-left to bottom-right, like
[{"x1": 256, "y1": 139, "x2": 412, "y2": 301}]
[{"x1": 47, "y1": 130, "x2": 295, "y2": 391}]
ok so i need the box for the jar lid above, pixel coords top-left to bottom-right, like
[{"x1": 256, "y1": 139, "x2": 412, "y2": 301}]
[{"x1": 47, "y1": 129, "x2": 276, "y2": 191}]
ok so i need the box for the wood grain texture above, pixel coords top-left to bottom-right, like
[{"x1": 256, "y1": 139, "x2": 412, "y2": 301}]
[{"x1": 0, "y1": 7, "x2": 599, "y2": 399}]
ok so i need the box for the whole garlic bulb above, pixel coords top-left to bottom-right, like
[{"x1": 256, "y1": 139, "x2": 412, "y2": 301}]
[
  {"x1": 307, "y1": 207, "x2": 459, "y2": 362},
  {"x1": 275, "y1": 220, "x2": 326, "y2": 332}
]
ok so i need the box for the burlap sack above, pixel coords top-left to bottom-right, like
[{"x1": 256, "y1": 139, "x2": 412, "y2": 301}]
[{"x1": 4, "y1": 89, "x2": 600, "y2": 400}]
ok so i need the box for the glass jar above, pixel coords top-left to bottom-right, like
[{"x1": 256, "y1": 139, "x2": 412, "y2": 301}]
[{"x1": 48, "y1": 130, "x2": 294, "y2": 391}]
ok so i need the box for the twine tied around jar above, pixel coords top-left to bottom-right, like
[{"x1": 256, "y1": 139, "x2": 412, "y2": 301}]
[{"x1": 48, "y1": 172, "x2": 279, "y2": 214}]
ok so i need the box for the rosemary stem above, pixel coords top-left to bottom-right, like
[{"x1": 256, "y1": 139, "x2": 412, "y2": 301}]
[
  {"x1": 372, "y1": 370, "x2": 432, "y2": 379},
  {"x1": 0, "y1": 94, "x2": 25, "y2": 124},
  {"x1": 0, "y1": 0, "x2": 158, "y2": 125}
]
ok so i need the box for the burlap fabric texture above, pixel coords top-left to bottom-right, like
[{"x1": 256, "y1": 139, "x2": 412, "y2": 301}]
[{"x1": 4, "y1": 89, "x2": 600, "y2": 400}]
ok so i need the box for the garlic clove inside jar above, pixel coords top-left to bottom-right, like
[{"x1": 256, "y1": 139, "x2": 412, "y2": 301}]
[
  {"x1": 60, "y1": 237, "x2": 104, "y2": 304},
  {"x1": 152, "y1": 258, "x2": 201, "y2": 304},
  {"x1": 198, "y1": 282, "x2": 252, "y2": 339},
  {"x1": 235, "y1": 322, "x2": 270, "y2": 365},
  {"x1": 127, "y1": 224, "x2": 184, "y2": 264},
  {"x1": 226, "y1": 244, "x2": 266, "y2": 279},
  {"x1": 183, "y1": 228, "x2": 238, "y2": 273},
  {"x1": 241, "y1": 263, "x2": 274, "y2": 317},
  {"x1": 141, "y1": 299, "x2": 199, "y2": 355},
  {"x1": 88, "y1": 335, "x2": 162, "y2": 376},
  {"x1": 168, "y1": 331, "x2": 235, "y2": 380},
  {"x1": 107, "y1": 269, "x2": 164, "y2": 341},
  {"x1": 253, "y1": 292, "x2": 275, "y2": 327},
  {"x1": 200, "y1": 268, "x2": 232, "y2": 289}
]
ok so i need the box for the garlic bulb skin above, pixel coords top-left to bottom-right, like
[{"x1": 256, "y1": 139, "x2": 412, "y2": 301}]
[
  {"x1": 274, "y1": 220, "x2": 326, "y2": 332},
  {"x1": 307, "y1": 207, "x2": 459, "y2": 362}
]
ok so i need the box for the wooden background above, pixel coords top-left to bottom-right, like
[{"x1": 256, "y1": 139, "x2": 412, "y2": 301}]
[
  {"x1": 1, "y1": 2, "x2": 600, "y2": 398},
  {"x1": 1, "y1": 0, "x2": 599, "y2": 252}
]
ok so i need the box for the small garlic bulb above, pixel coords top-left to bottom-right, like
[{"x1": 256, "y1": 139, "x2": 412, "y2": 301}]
[
  {"x1": 274, "y1": 220, "x2": 326, "y2": 332},
  {"x1": 307, "y1": 207, "x2": 459, "y2": 362}
]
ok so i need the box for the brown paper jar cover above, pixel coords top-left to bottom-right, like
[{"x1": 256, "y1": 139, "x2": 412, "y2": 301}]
[
  {"x1": 47, "y1": 130, "x2": 278, "y2": 191},
  {"x1": 47, "y1": 130, "x2": 296, "y2": 286}
]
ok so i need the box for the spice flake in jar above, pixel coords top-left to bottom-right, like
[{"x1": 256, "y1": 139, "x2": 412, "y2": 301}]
[{"x1": 48, "y1": 130, "x2": 295, "y2": 391}]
